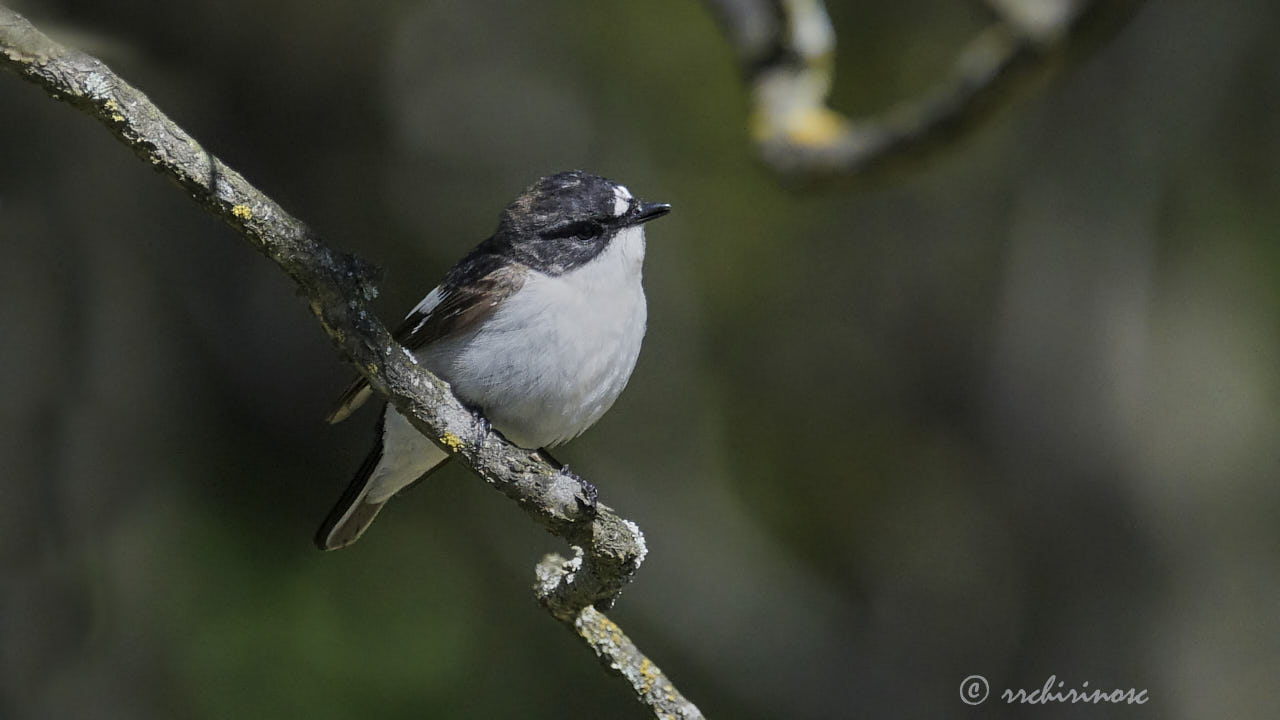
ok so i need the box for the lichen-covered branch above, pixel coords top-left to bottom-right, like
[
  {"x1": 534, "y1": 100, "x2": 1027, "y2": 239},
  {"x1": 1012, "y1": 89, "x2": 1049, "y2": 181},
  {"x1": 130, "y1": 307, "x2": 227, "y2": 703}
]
[
  {"x1": 536, "y1": 550, "x2": 703, "y2": 719},
  {"x1": 0, "y1": 6, "x2": 701, "y2": 718},
  {"x1": 703, "y1": 0, "x2": 1147, "y2": 179}
]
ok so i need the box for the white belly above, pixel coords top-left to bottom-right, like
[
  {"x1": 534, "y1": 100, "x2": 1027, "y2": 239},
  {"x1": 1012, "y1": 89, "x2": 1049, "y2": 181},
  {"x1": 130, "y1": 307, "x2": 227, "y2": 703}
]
[{"x1": 420, "y1": 225, "x2": 648, "y2": 448}]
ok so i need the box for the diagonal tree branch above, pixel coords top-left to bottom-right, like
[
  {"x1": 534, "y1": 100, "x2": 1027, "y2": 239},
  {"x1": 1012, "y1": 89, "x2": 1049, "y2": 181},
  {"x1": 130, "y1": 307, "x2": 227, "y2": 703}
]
[
  {"x1": 703, "y1": 0, "x2": 1147, "y2": 180},
  {"x1": 0, "y1": 6, "x2": 702, "y2": 718}
]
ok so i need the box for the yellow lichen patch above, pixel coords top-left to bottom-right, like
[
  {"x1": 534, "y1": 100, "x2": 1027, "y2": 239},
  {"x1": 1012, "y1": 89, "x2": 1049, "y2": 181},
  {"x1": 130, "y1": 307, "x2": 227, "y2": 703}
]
[
  {"x1": 785, "y1": 107, "x2": 848, "y2": 147},
  {"x1": 439, "y1": 432, "x2": 464, "y2": 452},
  {"x1": 103, "y1": 98, "x2": 124, "y2": 122},
  {"x1": 231, "y1": 204, "x2": 253, "y2": 220},
  {"x1": 639, "y1": 657, "x2": 661, "y2": 694},
  {"x1": 580, "y1": 611, "x2": 625, "y2": 647},
  {"x1": 365, "y1": 362, "x2": 378, "y2": 376}
]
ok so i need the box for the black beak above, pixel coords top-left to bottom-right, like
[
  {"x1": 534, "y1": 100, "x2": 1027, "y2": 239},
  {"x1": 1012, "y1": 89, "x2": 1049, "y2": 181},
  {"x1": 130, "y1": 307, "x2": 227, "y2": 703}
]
[{"x1": 634, "y1": 202, "x2": 672, "y2": 224}]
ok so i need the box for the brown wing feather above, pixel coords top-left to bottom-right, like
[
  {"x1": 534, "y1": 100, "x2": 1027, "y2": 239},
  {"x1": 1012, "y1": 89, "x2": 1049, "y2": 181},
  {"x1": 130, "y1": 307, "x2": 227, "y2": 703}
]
[
  {"x1": 395, "y1": 264, "x2": 525, "y2": 350},
  {"x1": 324, "y1": 263, "x2": 526, "y2": 423}
]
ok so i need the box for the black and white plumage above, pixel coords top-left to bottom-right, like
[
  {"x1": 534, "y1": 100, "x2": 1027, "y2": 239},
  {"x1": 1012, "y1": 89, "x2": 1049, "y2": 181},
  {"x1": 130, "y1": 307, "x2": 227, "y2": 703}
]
[{"x1": 315, "y1": 171, "x2": 670, "y2": 551}]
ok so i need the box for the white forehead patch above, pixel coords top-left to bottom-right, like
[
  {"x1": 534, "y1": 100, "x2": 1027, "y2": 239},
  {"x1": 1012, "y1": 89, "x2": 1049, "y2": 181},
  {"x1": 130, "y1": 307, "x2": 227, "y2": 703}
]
[{"x1": 612, "y1": 185, "x2": 633, "y2": 216}]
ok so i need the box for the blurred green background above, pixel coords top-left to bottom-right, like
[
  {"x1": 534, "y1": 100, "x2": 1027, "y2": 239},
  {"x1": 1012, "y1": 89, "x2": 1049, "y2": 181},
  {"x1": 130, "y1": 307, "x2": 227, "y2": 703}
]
[{"x1": 3, "y1": 1, "x2": 1279, "y2": 718}]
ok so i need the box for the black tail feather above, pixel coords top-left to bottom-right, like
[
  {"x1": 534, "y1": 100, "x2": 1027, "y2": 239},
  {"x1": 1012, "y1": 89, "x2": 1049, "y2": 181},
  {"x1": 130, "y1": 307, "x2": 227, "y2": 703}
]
[{"x1": 314, "y1": 430, "x2": 384, "y2": 550}]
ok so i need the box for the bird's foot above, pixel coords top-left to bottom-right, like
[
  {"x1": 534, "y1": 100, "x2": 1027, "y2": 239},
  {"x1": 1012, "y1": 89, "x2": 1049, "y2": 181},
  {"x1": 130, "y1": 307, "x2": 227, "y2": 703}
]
[{"x1": 557, "y1": 464, "x2": 599, "y2": 517}]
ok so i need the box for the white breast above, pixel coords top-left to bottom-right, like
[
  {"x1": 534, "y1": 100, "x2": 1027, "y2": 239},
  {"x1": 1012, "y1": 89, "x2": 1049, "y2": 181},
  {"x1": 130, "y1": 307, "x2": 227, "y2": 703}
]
[{"x1": 420, "y1": 226, "x2": 648, "y2": 448}]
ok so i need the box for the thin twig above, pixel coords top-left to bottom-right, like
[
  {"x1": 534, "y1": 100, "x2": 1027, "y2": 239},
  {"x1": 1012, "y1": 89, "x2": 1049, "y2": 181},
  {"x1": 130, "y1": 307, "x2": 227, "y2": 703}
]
[
  {"x1": 704, "y1": 0, "x2": 1147, "y2": 180},
  {"x1": 0, "y1": 6, "x2": 702, "y2": 717}
]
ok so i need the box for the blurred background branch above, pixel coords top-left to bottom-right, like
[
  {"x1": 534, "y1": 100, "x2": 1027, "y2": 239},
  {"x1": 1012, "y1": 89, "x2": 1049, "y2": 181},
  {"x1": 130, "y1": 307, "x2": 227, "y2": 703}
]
[
  {"x1": 0, "y1": 5, "x2": 702, "y2": 718},
  {"x1": 705, "y1": 0, "x2": 1147, "y2": 178}
]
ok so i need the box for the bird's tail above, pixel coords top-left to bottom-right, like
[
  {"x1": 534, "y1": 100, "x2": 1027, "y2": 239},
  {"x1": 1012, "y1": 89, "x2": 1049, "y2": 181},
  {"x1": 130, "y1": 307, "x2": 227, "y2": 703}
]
[
  {"x1": 314, "y1": 437, "x2": 388, "y2": 551},
  {"x1": 315, "y1": 408, "x2": 454, "y2": 551}
]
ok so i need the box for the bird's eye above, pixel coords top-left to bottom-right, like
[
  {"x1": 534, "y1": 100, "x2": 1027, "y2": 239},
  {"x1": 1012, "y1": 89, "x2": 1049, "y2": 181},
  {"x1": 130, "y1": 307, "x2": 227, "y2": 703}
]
[{"x1": 543, "y1": 220, "x2": 604, "y2": 241}]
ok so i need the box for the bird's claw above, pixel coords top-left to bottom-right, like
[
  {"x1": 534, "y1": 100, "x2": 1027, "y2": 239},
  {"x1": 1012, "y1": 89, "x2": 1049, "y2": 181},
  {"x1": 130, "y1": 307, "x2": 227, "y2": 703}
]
[
  {"x1": 470, "y1": 411, "x2": 492, "y2": 436},
  {"x1": 558, "y1": 464, "x2": 599, "y2": 516}
]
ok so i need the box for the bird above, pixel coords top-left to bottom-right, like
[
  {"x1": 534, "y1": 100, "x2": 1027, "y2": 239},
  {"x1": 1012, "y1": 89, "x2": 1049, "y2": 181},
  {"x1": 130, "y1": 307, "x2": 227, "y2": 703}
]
[{"x1": 315, "y1": 170, "x2": 671, "y2": 551}]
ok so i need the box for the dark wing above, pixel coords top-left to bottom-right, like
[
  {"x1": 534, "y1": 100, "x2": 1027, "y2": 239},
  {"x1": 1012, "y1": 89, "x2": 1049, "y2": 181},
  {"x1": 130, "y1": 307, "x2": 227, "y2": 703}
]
[
  {"x1": 325, "y1": 259, "x2": 526, "y2": 424},
  {"x1": 393, "y1": 249, "x2": 525, "y2": 350}
]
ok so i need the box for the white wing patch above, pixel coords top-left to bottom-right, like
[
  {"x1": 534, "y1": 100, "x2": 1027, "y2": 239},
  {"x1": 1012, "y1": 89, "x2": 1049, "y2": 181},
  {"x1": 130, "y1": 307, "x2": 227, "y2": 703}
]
[
  {"x1": 612, "y1": 185, "x2": 633, "y2": 216},
  {"x1": 406, "y1": 286, "x2": 447, "y2": 329}
]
